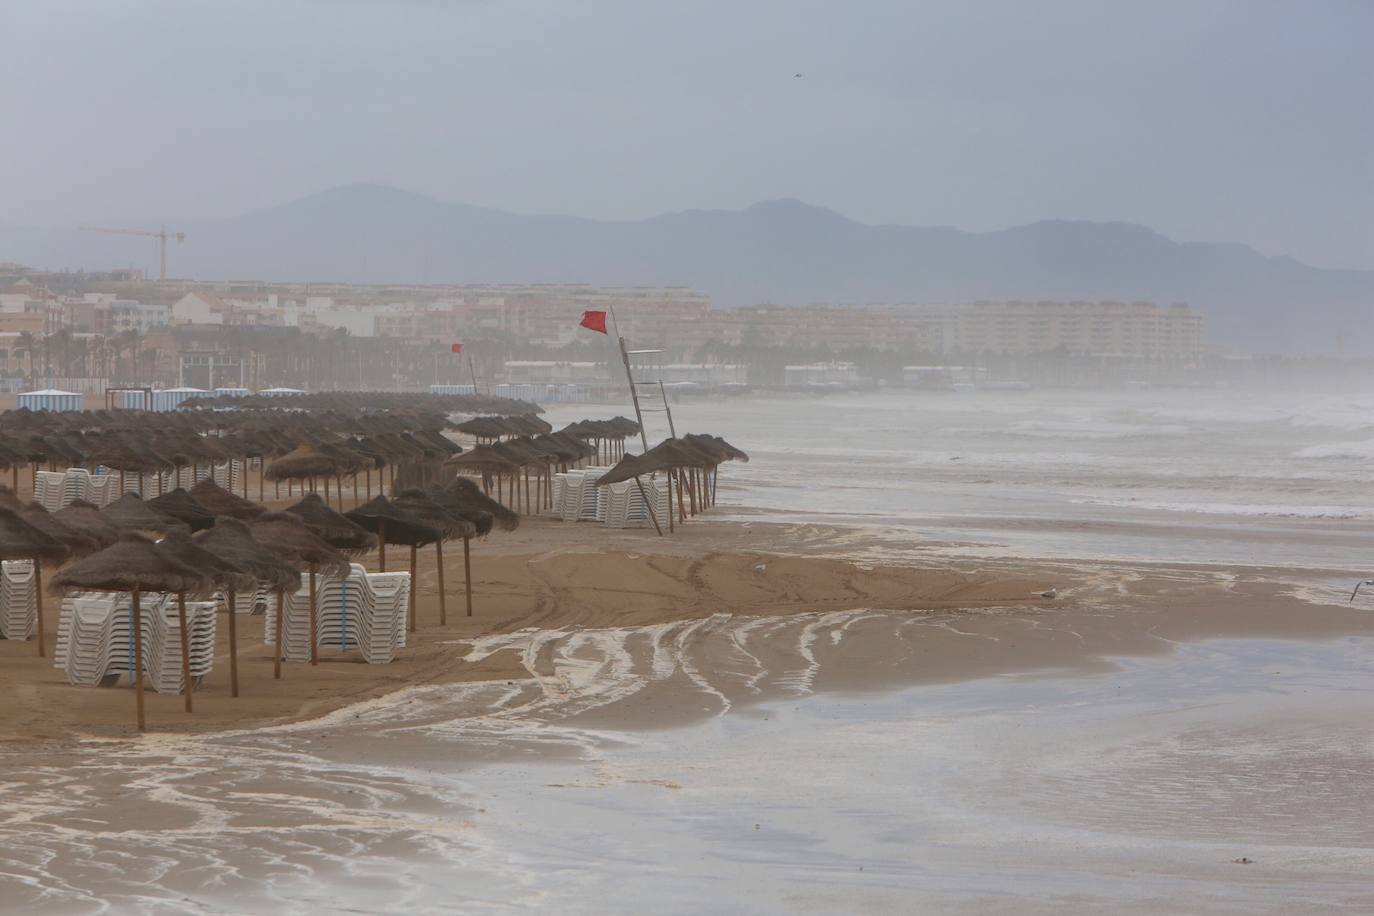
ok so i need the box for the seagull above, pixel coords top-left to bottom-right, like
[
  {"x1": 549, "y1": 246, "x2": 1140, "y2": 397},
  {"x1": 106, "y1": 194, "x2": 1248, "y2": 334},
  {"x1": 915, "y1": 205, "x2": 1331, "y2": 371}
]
[
  {"x1": 754, "y1": 562, "x2": 768, "y2": 574},
  {"x1": 1350, "y1": 579, "x2": 1374, "y2": 603},
  {"x1": 1038, "y1": 587, "x2": 1058, "y2": 600}
]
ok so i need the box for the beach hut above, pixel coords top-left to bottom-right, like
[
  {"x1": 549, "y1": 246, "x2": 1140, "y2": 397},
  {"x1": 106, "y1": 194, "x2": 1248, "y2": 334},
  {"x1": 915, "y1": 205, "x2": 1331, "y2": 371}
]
[
  {"x1": 17, "y1": 389, "x2": 83, "y2": 412},
  {"x1": 151, "y1": 387, "x2": 211, "y2": 413}
]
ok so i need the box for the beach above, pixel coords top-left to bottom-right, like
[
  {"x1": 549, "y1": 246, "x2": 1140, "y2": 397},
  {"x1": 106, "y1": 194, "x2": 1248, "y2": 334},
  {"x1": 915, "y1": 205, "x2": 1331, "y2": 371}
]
[{"x1": 4, "y1": 387, "x2": 1374, "y2": 912}]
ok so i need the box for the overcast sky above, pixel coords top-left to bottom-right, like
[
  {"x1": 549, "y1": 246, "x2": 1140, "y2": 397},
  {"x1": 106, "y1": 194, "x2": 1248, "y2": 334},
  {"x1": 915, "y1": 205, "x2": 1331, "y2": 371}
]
[{"x1": 2, "y1": 0, "x2": 1370, "y2": 269}]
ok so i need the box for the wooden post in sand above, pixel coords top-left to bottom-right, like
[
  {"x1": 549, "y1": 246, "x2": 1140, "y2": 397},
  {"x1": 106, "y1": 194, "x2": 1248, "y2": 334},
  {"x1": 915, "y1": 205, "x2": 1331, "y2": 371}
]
[
  {"x1": 132, "y1": 587, "x2": 146, "y2": 731},
  {"x1": 273, "y1": 590, "x2": 285, "y2": 680},
  {"x1": 308, "y1": 564, "x2": 319, "y2": 666},
  {"x1": 34, "y1": 563, "x2": 45, "y2": 658},
  {"x1": 377, "y1": 519, "x2": 387, "y2": 572},
  {"x1": 407, "y1": 544, "x2": 418, "y2": 633},
  {"x1": 226, "y1": 587, "x2": 241, "y2": 697},
  {"x1": 176, "y1": 592, "x2": 193, "y2": 712},
  {"x1": 436, "y1": 540, "x2": 447, "y2": 626},
  {"x1": 463, "y1": 537, "x2": 473, "y2": 617}
]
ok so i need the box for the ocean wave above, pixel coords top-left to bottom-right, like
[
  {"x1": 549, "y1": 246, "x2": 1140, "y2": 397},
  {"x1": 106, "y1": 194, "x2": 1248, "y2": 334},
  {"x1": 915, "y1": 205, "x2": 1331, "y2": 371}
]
[
  {"x1": 1069, "y1": 497, "x2": 1367, "y2": 519},
  {"x1": 1294, "y1": 438, "x2": 1374, "y2": 460}
]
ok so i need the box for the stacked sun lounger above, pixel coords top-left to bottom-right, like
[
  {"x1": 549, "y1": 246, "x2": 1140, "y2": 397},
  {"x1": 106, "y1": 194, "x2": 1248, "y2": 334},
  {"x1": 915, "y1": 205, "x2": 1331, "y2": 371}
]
[
  {"x1": 53, "y1": 592, "x2": 217, "y2": 693},
  {"x1": 33, "y1": 468, "x2": 96, "y2": 510},
  {"x1": 139, "y1": 598, "x2": 217, "y2": 694},
  {"x1": 602, "y1": 479, "x2": 671, "y2": 529},
  {"x1": 219, "y1": 585, "x2": 269, "y2": 617},
  {"x1": 0, "y1": 560, "x2": 37, "y2": 640},
  {"x1": 551, "y1": 468, "x2": 612, "y2": 521},
  {"x1": 264, "y1": 564, "x2": 410, "y2": 664}
]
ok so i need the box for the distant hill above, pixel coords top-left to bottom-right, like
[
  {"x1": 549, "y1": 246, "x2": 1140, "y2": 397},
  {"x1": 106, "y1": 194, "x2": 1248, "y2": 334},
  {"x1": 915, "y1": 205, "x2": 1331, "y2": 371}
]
[{"x1": 4, "y1": 183, "x2": 1373, "y2": 353}]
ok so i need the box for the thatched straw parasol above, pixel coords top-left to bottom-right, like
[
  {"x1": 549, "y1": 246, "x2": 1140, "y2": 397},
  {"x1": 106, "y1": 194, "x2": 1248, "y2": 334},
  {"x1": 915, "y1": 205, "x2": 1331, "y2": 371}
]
[
  {"x1": 249, "y1": 512, "x2": 349, "y2": 675},
  {"x1": 0, "y1": 507, "x2": 69, "y2": 657},
  {"x1": 53, "y1": 499, "x2": 122, "y2": 549},
  {"x1": 284, "y1": 494, "x2": 377, "y2": 555},
  {"x1": 189, "y1": 478, "x2": 265, "y2": 521},
  {"x1": 49, "y1": 533, "x2": 208, "y2": 731},
  {"x1": 265, "y1": 444, "x2": 346, "y2": 505},
  {"x1": 155, "y1": 531, "x2": 256, "y2": 713},
  {"x1": 345, "y1": 496, "x2": 440, "y2": 633},
  {"x1": 147, "y1": 488, "x2": 216, "y2": 532},
  {"x1": 195, "y1": 518, "x2": 301, "y2": 696},
  {"x1": 20, "y1": 502, "x2": 101, "y2": 557},
  {"x1": 392, "y1": 490, "x2": 477, "y2": 627},
  {"x1": 101, "y1": 493, "x2": 190, "y2": 536}
]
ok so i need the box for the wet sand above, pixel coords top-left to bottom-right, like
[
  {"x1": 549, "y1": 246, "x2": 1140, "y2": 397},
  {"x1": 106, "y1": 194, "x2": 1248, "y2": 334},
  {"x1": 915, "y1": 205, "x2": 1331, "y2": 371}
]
[{"x1": 4, "y1": 515, "x2": 1373, "y2": 742}]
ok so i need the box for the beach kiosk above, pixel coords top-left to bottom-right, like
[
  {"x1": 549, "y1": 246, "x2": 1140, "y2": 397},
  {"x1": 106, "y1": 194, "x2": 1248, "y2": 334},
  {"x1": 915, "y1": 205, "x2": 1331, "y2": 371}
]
[{"x1": 17, "y1": 389, "x2": 83, "y2": 412}]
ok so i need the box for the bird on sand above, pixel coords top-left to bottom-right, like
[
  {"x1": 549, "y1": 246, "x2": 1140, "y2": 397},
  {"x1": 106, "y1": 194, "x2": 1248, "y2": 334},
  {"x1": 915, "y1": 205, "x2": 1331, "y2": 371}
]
[
  {"x1": 1038, "y1": 587, "x2": 1058, "y2": 599},
  {"x1": 1350, "y1": 580, "x2": 1374, "y2": 602},
  {"x1": 754, "y1": 562, "x2": 768, "y2": 574}
]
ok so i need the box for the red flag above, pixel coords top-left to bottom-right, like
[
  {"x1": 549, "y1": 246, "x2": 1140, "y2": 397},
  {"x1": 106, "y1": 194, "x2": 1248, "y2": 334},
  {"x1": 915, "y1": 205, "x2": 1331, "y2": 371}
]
[
  {"x1": 451, "y1": 342, "x2": 463, "y2": 354},
  {"x1": 579, "y1": 310, "x2": 608, "y2": 334}
]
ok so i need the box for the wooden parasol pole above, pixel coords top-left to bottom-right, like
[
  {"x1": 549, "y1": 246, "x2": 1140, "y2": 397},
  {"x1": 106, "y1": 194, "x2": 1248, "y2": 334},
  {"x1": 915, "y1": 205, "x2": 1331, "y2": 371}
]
[
  {"x1": 436, "y1": 539, "x2": 447, "y2": 626},
  {"x1": 273, "y1": 589, "x2": 285, "y2": 679},
  {"x1": 463, "y1": 537, "x2": 473, "y2": 617},
  {"x1": 34, "y1": 562, "x2": 45, "y2": 658},
  {"x1": 177, "y1": 592, "x2": 193, "y2": 712},
  {"x1": 308, "y1": 564, "x2": 319, "y2": 666},
  {"x1": 377, "y1": 519, "x2": 387, "y2": 572},
  {"x1": 132, "y1": 587, "x2": 146, "y2": 732},
  {"x1": 408, "y1": 544, "x2": 418, "y2": 633},
  {"x1": 226, "y1": 587, "x2": 240, "y2": 697}
]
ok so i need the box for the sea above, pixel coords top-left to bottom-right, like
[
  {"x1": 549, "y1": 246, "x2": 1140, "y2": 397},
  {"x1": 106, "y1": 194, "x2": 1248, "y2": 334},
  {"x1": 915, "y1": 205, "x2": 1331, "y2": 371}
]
[{"x1": 4, "y1": 386, "x2": 1374, "y2": 914}]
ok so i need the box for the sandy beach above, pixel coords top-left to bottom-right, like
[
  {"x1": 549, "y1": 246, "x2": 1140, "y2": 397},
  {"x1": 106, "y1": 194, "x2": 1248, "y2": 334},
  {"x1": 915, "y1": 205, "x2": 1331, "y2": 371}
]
[{"x1": 4, "y1": 511, "x2": 1372, "y2": 743}]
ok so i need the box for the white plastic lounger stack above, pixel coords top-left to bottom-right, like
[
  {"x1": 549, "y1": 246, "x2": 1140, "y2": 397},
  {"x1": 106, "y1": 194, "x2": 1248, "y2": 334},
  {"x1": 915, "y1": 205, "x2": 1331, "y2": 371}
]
[
  {"x1": 0, "y1": 560, "x2": 37, "y2": 640},
  {"x1": 139, "y1": 598, "x2": 217, "y2": 694},
  {"x1": 88, "y1": 472, "x2": 120, "y2": 507},
  {"x1": 265, "y1": 564, "x2": 410, "y2": 664},
  {"x1": 33, "y1": 469, "x2": 95, "y2": 511},
  {"x1": 54, "y1": 593, "x2": 130, "y2": 686},
  {"x1": 602, "y1": 479, "x2": 670, "y2": 529},
  {"x1": 219, "y1": 586, "x2": 269, "y2": 616},
  {"x1": 551, "y1": 467, "x2": 612, "y2": 521},
  {"x1": 54, "y1": 592, "x2": 216, "y2": 693}
]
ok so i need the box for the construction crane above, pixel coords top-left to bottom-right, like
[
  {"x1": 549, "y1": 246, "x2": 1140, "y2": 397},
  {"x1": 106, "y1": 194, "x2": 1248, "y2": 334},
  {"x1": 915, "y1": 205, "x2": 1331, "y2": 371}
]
[{"x1": 78, "y1": 224, "x2": 185, "y2": 282}]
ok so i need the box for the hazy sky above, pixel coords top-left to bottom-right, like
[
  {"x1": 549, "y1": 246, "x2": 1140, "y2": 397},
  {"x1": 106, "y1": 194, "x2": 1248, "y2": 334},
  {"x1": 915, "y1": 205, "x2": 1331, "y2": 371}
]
[{"x1": 3, "y1": 0, "x2": 1371, "y2": 268}]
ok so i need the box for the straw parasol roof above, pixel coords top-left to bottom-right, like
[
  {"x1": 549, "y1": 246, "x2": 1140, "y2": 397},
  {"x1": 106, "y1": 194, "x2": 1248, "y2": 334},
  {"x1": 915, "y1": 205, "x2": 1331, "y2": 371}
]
[
  {"x1": 439, "y1": 477, "x2": 519, "y2": 531},
  {"x1": 392, "y1": 490, "x2": 478, "y2": 541},
  {"x1": 49, "y1": 533, "x2": 207, "y2": 595},
  {"x1": 284, "y1": 493, "x2": 377, "y2": 555},
  {"x1": 156, "y1": 530, "x2": 257, "y2": 593},
  {"x1": 345, "y1": 496, "x2": 441, "y2": 547},
  {"x1": 249, "y1": 512, "x2": 351, "y2": 576},
  {"x1": 53, "y1": 499, "x2": 123, "y2": 549},
  {"x1": 0, "y1": 485, "x2": 23, "y2": 512},
  {"x1": 101, "y1": 492, "x2": 190, "y2": 535},
  {"x1": 190, "y1": 478, "x2": 265, "y2": 520},
  {"x1": 20, "y1": 502, "x2": 102, "y2": 557},
  {"x1": 264, "y1": 444, "x2": 343, "y2": 482},
  {"x1": 0, "y1": 507, "x2": 69, "y2": 563},
  {"x1": 147, "y1": 488, "x2": 217, "y2": 532},
  {"x1": 194, "y1": 518, "x2": 301, "y2": 593}
]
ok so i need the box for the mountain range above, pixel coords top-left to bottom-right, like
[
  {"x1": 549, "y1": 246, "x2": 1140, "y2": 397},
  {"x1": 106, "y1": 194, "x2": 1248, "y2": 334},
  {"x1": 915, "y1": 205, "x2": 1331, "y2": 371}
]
[{"x1": 4, "y1": 183, "x2": 1372, "y2": 354}]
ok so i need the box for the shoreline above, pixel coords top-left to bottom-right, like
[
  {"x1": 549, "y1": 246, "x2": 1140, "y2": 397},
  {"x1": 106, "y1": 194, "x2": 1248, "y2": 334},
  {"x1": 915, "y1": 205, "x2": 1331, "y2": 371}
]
[{"x1": 4, "y1": 513, "x2": 1374, "y2": 745}]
